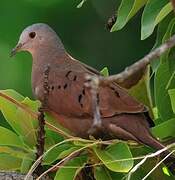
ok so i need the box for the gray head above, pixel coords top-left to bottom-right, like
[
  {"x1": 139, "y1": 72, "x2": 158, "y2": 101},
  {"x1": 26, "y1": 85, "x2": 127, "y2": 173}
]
[{"x1": 11, "y1": 23, "x2": 64, "y2": 57}]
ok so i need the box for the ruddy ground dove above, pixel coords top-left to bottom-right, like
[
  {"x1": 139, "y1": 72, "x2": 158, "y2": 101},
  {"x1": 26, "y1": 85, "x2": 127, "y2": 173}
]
[{"x1": 11, "y1": 23, "x2": 175, "y2": 173}]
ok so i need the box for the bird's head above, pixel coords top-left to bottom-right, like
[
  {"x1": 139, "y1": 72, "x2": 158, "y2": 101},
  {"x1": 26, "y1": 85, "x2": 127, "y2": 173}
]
[{"x1": 11, "y1": 23, "x2": 63, "y2": 57}]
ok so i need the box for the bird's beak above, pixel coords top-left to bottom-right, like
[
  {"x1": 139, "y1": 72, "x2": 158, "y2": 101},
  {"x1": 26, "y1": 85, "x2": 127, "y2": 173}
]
[{"x1": 10, "y1": 43, "x2": 23, "y2": 57}]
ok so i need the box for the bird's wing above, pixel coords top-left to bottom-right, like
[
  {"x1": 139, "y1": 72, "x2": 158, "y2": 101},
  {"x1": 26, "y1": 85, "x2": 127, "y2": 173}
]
[{"x1": 47, "y1": 61, "x2": 146, "y2": 119}]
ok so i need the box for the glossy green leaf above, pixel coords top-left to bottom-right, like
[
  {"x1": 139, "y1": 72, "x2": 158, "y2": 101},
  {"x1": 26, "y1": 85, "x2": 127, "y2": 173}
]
[
  {"x1": 58, "y1": 146, "x2": 81, "y2": 159},
  {"x1": 141, "y1": 0, "x2": 172, "y2": 40},
  {"x1": 94, "y1": 142, "x2": 133, "y2": 173},
  {"x1": 100, "y1": 67, "x2": 109, "y2": 77},
  {"x1": 0, "y1": 146, "x2": 29, "y2": 160},
  {"x1": 54, "y1": 155, "x2": 88, "y2": 180},
  {"x1": 128, "y1": 66, "x2": 154, "y2": 118},
  {"x1": 152, "y1": 118, "x2": 175, "y2": 139},
  {"x1": 0, "y1": 126, "x2": 24, "y2": 148},
  {"x1": 0, "y1": 89, "x2": 39, "y2": 148},
  {"x1": 154, "y1": 18, "x2": 175, "y2": 123},
  {"x1": 43, "y1": 144, "x2": 73, "y2": 165},
  {"x1": 20, "y1": 156, "x2": 34, "y2": 173},
  {"x1": 0, "y1": 153, "x2": 22, "y2": 170},
  {"x1": 168, "y1": 89, "x2": 175, "y2": 113},
  {"x1": 94, "y1": 166, "x2": 112, "y2": 180},
  {"x1": 151, "y1": 14, "x2": 174, "y2": 72},
  {"x1": 111, "y1": 0, "x2": 147, "y2": 32},
  {"x1": 94, "y1": 166, "x2": 124, "y2": 180}
]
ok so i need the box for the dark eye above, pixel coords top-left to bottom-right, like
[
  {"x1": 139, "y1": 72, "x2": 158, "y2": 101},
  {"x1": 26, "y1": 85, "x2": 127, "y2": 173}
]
[{"x1": 29, "y1": 32, "x2": 36, "y2": 39}]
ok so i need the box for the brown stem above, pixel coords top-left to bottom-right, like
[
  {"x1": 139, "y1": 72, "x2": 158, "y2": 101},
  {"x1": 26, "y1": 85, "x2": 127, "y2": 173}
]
[{"x1": 34, "y1": 64, "x2": 50, "y2": 176}]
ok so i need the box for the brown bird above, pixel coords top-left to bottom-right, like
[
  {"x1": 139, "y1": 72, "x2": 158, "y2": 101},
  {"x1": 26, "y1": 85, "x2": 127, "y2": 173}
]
[{"x1": 11, "y1": 23, "x2": 175, "y2": 173}]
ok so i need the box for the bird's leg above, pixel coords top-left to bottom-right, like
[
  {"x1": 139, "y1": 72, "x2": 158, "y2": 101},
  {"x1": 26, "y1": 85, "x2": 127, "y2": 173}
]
[{"x1": 85, "y1": 75, "x2": 102, "y2": 135}]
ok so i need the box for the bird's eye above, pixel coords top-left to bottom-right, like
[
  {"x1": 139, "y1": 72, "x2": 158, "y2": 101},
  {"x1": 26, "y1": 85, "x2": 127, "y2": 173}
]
[{"x1": 29, "y1": 32, "x2": 36, "y2": 39}]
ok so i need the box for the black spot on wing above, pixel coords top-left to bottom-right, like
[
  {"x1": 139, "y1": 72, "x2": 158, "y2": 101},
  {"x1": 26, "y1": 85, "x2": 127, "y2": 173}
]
[
  {"x1": 63, "y1": 83, "x2": 68, "y2": 89},
  {"x1": 65, "y1": 71, "x2": 72, "y2": 78},
  {"x1": 73, "y1": 75, "x2": 77, "y2": 81},
  {"x1": 110, "y1": 87, "x2": 120, "y2": 97},
  {"x1": 57, "y1": 85, "x2": 61, "y2": 89},
  {"x1": 78, "y1": 94, "x2": 83, "y2": 107},
  {"x1": 82, "y1": 88, "x2": 85, "y2": 95}
]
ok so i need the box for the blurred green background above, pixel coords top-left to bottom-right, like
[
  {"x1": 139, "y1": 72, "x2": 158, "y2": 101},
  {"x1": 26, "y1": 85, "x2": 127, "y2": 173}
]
[{"x1": 0, "y1": 0, "x2": 155, "y2": 98}]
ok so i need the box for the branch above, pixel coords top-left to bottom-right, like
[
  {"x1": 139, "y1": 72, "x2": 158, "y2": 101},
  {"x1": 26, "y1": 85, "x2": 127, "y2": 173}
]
[
  {"x1": 34, "y1": 64, "x2": 50, "y2": 176},
  {"x1": 99, "y1": 34, "x2": 175, "y2": 85}
]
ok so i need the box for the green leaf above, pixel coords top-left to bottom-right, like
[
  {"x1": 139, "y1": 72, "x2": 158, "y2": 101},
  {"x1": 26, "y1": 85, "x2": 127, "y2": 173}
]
[
  {"x1": 154, "y1": 17, "x2": 175, "y2": 123},
  {"x1": 141, "y1": 0, "x2": 172, "y2": 40},
  {"x1": 20, "y1": 156, "x2": 34, "y2": 173},
  {"x1": 128, "y1": 66, "x2": 154, "y2": 118},
  {"x1": 162, "y1": 166, "x2": 171, "y2": 176},
  {"x1": 152, "y1": 118, "x2": 175, "y2": 139},
  {"x1": 0, "y1": 153, "x2": 22, "y2": 170},
  {"x1": 43, "y1": 144, "x2": 73, "y2": 165},
  {"x1": 94, "y1": 142, "x2": 133, "y2": 173},
  {"x1": 94, "y1": 166, "x2": 124, "y2": 180},
  {"x1": 0, "y1": 89, "x2": 40, "y2": 148},
  {"x1": 111, "y1": 0, "x2": 147, "y2": 32},
  {"x1": 100, "y1": 67, "x2": 109, "y2": 77},
  {"x1": 168, "y1": 89, "x2": 175, "y2": 113},
  {"x1": 54, "y1": 155, "x2": 88, "y2": 180},
  {"x1": 94, "y1": 166, "x2": 112, "y2": 180},
  {"x1": 0, "y1": 146, "x2": 29, "y2": 160},
  {"x1": 151, "y1": 14, "x2": 174, "y2": 72},
  {"x1": 0, "y1": 126, "x2": 24, "y2": 148},
  {"x1": 77, "y1": 0, "x2": 87, "y2": 8},
  {"x1": 58, "y1": 146, "x2": 81, "y2": 159}
]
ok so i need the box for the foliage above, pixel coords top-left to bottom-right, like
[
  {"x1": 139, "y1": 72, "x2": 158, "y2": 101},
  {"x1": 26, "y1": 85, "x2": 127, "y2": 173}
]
[{"x1": 0, "y1": 0, "x2": 175, "y2": 180}]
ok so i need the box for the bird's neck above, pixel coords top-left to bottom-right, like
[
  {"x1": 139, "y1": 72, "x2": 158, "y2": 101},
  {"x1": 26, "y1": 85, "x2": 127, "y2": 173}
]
[{"x1": 32, "y1": 44, "x2": 68, "y2": 67}]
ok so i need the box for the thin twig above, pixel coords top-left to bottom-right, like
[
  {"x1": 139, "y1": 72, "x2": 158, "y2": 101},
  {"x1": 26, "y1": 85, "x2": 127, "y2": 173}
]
[
  {"x1": 36, "y1": 141, "x2": 100, "y2": 180},
  {"x1": 142, "y1": 150, "x2": 175, "y2": 180},
  {"x1": 126, "y1": 142, "x2": 175, "y2": 180},
  {"x1": 50, "y1": 151, "x2": 82, "y2": 172},
  {"x1": 25, "y1": 138, "x2": 79, "y2": 180},
  {"x1": 25, "y1": 138, "x2": 117, "y2": 179}
]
